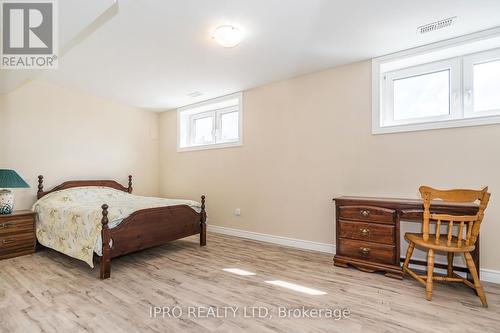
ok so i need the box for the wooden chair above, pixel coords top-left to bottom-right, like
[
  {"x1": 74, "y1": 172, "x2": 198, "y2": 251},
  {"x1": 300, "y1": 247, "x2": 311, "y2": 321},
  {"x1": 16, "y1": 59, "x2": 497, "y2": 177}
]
[{"x1": 402, "y1": 186, "x2": 491, "y2": 307}]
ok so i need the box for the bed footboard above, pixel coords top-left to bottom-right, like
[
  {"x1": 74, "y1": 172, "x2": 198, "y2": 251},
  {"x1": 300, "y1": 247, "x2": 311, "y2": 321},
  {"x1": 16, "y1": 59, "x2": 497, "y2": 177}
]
[{"x1": 100, "y1": 195, "x2": 206, "y2": 279}]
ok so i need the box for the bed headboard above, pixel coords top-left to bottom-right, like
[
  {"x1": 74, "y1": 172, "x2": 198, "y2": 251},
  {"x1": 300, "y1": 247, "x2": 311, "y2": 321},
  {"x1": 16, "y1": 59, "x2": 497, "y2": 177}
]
[{"x1": 37, "y1": 175, "x2": 133, "y2": 199}]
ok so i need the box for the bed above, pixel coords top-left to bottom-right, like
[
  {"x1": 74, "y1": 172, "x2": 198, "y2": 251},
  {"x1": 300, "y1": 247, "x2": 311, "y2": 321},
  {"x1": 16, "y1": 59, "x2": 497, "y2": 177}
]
[{"x1": 34, "y1": 175, "x2": 206, "y2": 279}]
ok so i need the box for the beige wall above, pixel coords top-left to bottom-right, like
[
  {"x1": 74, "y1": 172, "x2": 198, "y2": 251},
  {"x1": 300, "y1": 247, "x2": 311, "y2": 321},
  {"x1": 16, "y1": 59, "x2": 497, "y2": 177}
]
[
  {"x1": 2, "y1": 63, "x2": 498, "y2": 271},
  {"x1": 159, "y1": 60, "x2": 500, "y2": 271},
  {"x1": 0, "y1": 81, "x2": 160, "y2": 210}
]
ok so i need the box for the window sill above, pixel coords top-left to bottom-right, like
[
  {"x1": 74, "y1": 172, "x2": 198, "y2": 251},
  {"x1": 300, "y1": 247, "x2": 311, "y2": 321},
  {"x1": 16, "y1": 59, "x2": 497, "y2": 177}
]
[
  {"x1": 177, "y1": 141, "x2": 243, "y2": 152},
  {"x1": 372, "y1": 115, "x2": 500, "y2": 135}
]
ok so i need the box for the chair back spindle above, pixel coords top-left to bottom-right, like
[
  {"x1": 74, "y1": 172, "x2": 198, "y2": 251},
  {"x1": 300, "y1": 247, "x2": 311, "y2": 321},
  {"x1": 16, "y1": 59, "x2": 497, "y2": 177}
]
[{"x1": 419, "y1": 186, "x2": 490, "y2": 248}]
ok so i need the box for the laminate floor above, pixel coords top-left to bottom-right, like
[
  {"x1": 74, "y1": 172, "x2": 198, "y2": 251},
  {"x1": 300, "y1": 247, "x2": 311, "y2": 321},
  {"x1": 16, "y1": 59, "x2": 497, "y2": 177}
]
[{"x1": 1, "y1": 233, "x2": 499, "y2": 333}]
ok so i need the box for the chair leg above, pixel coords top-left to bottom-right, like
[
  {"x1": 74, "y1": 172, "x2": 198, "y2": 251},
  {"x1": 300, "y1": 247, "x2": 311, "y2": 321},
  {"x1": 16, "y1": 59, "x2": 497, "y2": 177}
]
[
  {"x1": 464, "y1": 252, "x2": 488, "y2": 307},
  {"x1": 447, "y1": 252, "x2": 454, "y2": 277},
  {"x1": 426, "y1": 249, "x2": 435, "y2": 301},
  {"x1": 402, "y1": 242, "x2": 415, "y2": 276}
]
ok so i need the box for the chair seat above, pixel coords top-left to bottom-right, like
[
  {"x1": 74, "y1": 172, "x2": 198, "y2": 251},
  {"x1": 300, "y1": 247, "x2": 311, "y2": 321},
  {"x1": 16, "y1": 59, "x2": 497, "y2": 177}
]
[{"x1": 404, "y1": 232, "x2": 475, "y2": 253}]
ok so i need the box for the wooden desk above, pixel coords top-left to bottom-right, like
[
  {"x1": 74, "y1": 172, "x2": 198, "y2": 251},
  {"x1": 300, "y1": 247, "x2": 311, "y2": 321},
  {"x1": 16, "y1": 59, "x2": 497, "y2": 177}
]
[{"x1": 333, "y1": 196, "x2": 479, "y2": 279}]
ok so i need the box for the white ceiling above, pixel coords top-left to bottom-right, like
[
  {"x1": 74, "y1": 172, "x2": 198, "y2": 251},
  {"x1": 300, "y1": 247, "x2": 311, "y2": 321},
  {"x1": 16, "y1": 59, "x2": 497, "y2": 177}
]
[{"x1": 6, "y1": 0, "x2": 500, "y2": 110}]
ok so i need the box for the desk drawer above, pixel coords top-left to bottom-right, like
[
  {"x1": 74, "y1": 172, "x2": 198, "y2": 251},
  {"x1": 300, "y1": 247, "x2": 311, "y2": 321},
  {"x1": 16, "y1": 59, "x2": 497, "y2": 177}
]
[
  {"x1": 338, "y1": 238, "x2": 396, "y2": 265},
  {"x1": 339, "y1": 220, "x2": 395, "y2": 245},
  {"x1": 0, "y1": 244, "x2": 35, "y2": 260},
  {"x1": 0, "y1": 218, "x2": 34, "y2": 236},
  {"x1": 0, "y1": 233, "x2": 35, "y2": 250},
  {"x1": 338, "y1": 205, "x2": 395, "y2": 224}
]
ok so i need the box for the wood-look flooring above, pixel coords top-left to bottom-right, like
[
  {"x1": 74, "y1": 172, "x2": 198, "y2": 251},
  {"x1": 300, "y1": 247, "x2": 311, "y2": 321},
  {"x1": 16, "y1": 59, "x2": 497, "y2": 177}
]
[{"x1": 1, "y1": 233, "x2": 499, "y2": 333}]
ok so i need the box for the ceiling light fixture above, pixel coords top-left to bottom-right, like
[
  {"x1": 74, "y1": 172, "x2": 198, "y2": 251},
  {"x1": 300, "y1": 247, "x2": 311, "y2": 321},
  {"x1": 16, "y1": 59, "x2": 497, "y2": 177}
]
[{"x1": 212, "y1": 25, "x2": 243, "y2": 48}]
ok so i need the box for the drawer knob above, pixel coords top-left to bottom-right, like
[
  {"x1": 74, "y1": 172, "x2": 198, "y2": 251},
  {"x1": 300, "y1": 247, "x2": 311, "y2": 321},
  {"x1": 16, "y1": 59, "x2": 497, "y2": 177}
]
[
  {"x1": 360, "y1": 228, "x2": 370, "y2": 236},
  {"x1": 2, "y1": 238, "x2": 16, "y2": 244},
  {"x1": 359, "y1": 247, "x2": 370, "y2": 256},
  {"x1": 0, "y1": 222, "x2": 14, "y2": 229},
  {"x1": 361, "y1": 210, "x2": 370, "y2": 217}
]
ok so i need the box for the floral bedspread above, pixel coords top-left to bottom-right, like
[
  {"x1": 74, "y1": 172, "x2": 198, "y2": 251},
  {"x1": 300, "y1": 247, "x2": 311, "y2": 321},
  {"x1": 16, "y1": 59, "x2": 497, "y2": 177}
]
[{"x1": 32, "y1": 187, "x2": 201, "y2": 267}]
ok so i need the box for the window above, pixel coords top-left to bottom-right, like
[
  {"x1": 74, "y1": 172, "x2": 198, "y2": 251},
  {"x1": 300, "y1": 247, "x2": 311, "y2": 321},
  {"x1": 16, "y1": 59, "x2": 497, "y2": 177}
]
[
  {"x1": 383, "y1": 59, "x2": 461, "y2": 127},
  {"x1": 177, "y1": 93, "x2": 242, "y2": 151},
  {"x1": 373, "y1": 28, "x2": 500, "y2": 134},
  {"x1": 463, "y1": 49, "x2": 500, "y2": 118},
  {"x1": 191, "y1": 112, "x2": 215, "y2": 145}
]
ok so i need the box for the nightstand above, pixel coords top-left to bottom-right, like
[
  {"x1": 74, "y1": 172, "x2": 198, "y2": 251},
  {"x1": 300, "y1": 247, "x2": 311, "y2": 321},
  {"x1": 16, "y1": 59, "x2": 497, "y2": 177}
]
[{"x1": 0, "y1": 210, "x2": 36, "y2": 260}]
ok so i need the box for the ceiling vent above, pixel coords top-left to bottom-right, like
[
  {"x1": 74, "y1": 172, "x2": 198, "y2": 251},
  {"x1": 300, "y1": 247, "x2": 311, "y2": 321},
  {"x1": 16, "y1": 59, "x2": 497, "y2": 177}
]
[
  {"x1": 418, "y1": 17, "x2": 456, "y2": 34},
  {"x1": 187, "y1": 91, "x2": 203, "y2": 98}
]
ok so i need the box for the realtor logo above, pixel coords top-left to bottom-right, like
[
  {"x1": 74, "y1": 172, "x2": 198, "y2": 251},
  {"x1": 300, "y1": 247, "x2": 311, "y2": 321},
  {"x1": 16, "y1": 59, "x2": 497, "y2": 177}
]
[{"x1": 1, "y1": 0, "x2": 57, "y2": 69}]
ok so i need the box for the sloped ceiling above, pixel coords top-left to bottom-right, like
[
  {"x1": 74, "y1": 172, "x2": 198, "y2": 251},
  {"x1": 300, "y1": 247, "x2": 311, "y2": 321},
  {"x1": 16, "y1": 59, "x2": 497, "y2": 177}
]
[
  {"x1": 4, "y1": 0, "x2": 500, "y2": 111},
  {"x1": 0, "y1": 0, "x2": 116, "y2": 95}
]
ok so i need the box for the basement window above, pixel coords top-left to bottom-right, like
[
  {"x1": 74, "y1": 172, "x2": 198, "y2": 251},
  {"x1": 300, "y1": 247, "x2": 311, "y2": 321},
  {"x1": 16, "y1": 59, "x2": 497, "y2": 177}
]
[
  {"x1": 372, "y1": 28, "x2": 500, "y2": 134},
  {"x1": 177, "y1": 93, "x2": 242, "y2": 151}
]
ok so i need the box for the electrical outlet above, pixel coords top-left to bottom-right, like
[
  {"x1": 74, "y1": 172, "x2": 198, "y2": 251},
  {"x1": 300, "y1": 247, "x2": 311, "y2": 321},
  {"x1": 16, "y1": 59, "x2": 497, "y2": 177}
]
[{"x1": 234, "y1": 208, "x2": 241, "y2": 216}]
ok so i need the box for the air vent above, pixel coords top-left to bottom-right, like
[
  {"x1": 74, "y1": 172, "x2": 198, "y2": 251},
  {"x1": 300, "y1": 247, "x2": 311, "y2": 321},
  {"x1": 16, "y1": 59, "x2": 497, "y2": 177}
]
[{"x1": 418, "y1": 17, "x2": 456, "y2": 34}]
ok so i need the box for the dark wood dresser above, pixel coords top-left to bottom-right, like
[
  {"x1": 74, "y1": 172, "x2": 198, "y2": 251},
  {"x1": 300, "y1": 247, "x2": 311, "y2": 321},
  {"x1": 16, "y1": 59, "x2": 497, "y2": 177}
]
[
  {"x1": 333, "y1": 196, "x2": 479, "y2": 279},
  {"x1": 0, "y1": 210, "x2": 36, "y2": 260}
]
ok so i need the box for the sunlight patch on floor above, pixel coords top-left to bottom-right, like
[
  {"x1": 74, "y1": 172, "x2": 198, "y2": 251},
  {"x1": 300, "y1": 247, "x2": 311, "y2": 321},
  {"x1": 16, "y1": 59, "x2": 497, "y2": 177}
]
[
  {"x1": 265, "y1": 280, "x2": 327, "y2": 295},
  {"x1": 222, "y1": 268, "x2": 257, "y2": 276}
]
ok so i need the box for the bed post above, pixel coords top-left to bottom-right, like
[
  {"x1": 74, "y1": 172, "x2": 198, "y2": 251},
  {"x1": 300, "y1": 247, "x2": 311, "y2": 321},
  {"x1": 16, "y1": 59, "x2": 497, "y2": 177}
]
[
  {"x1": 127, "y1": 175, "x2": 133, "y2": 193},
  {"x1": 100, "y1": 204, "x2": 111, "y2": 279},
  {"x1": 37, "y1": 175, "x2": 44, "y2": 199},
  {"x1": 200, "y1": 195, "x2": 206, "y2": 246}
]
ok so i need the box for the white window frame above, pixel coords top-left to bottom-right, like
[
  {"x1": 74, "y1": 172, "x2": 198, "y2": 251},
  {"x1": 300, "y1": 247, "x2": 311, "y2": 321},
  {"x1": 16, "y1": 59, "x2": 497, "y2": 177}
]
[
  {"x1": 177, "y1": 92, "x2": 243, "y2": 152},
  {"x1": 189, "y1": 111, "x2": 216, "y2": 146},
  {"x1": 215, "y1": 106, "x2": 240, "y2": 144},
  {"x1": 382, "y1": 58, "x2": 461, "y2": 127},
  {"x1": 463, "y1": 48, "x2": 500, "y2": 118},
  {"x1": 372, "y1": 27, "x2": 500, "y2": 134}
]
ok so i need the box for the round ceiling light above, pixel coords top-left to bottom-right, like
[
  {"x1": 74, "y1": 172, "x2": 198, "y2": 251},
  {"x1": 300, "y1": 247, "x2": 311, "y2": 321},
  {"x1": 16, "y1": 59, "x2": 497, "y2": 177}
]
[{"x1": 212, "y1": 25, "x2": 243, "y2": 48}]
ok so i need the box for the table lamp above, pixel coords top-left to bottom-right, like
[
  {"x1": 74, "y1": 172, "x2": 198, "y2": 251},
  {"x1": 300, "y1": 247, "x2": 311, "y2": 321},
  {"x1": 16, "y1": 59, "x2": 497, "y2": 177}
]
[{"x1": 0, "y1": 169, "x2": 30, "y2": 214}]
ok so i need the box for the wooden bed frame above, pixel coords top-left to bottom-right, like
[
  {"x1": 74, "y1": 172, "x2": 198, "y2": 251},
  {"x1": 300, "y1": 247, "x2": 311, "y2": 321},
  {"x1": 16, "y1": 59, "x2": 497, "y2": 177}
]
[{"x1": 36, "y1": 175, "x2": 206, "y2": 279}]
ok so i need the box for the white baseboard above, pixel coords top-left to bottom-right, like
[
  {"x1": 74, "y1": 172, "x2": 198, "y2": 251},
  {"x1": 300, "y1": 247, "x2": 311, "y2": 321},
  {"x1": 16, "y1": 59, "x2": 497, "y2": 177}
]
[
  {"x1": 402, "y1": 264, "x2": 500, "y2": 284},
  {"x1": 208, "y1": 224, "x2": 500, "y2": 284},
  {"x1": 405, "y1": 262, "x2": 467, "y2": 279},
  {"x1": 480, "y1": 269, "x2": 500, "y2": 284},
  {"x1": 207, "y1": 225, "x2": 335, "y2": 254}
]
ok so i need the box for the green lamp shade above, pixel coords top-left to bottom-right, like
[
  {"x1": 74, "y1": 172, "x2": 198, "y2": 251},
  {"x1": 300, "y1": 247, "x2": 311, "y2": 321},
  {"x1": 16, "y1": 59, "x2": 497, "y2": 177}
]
[{"x1": 0, "y1": 169, "x2": 29, "y2": 188}]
